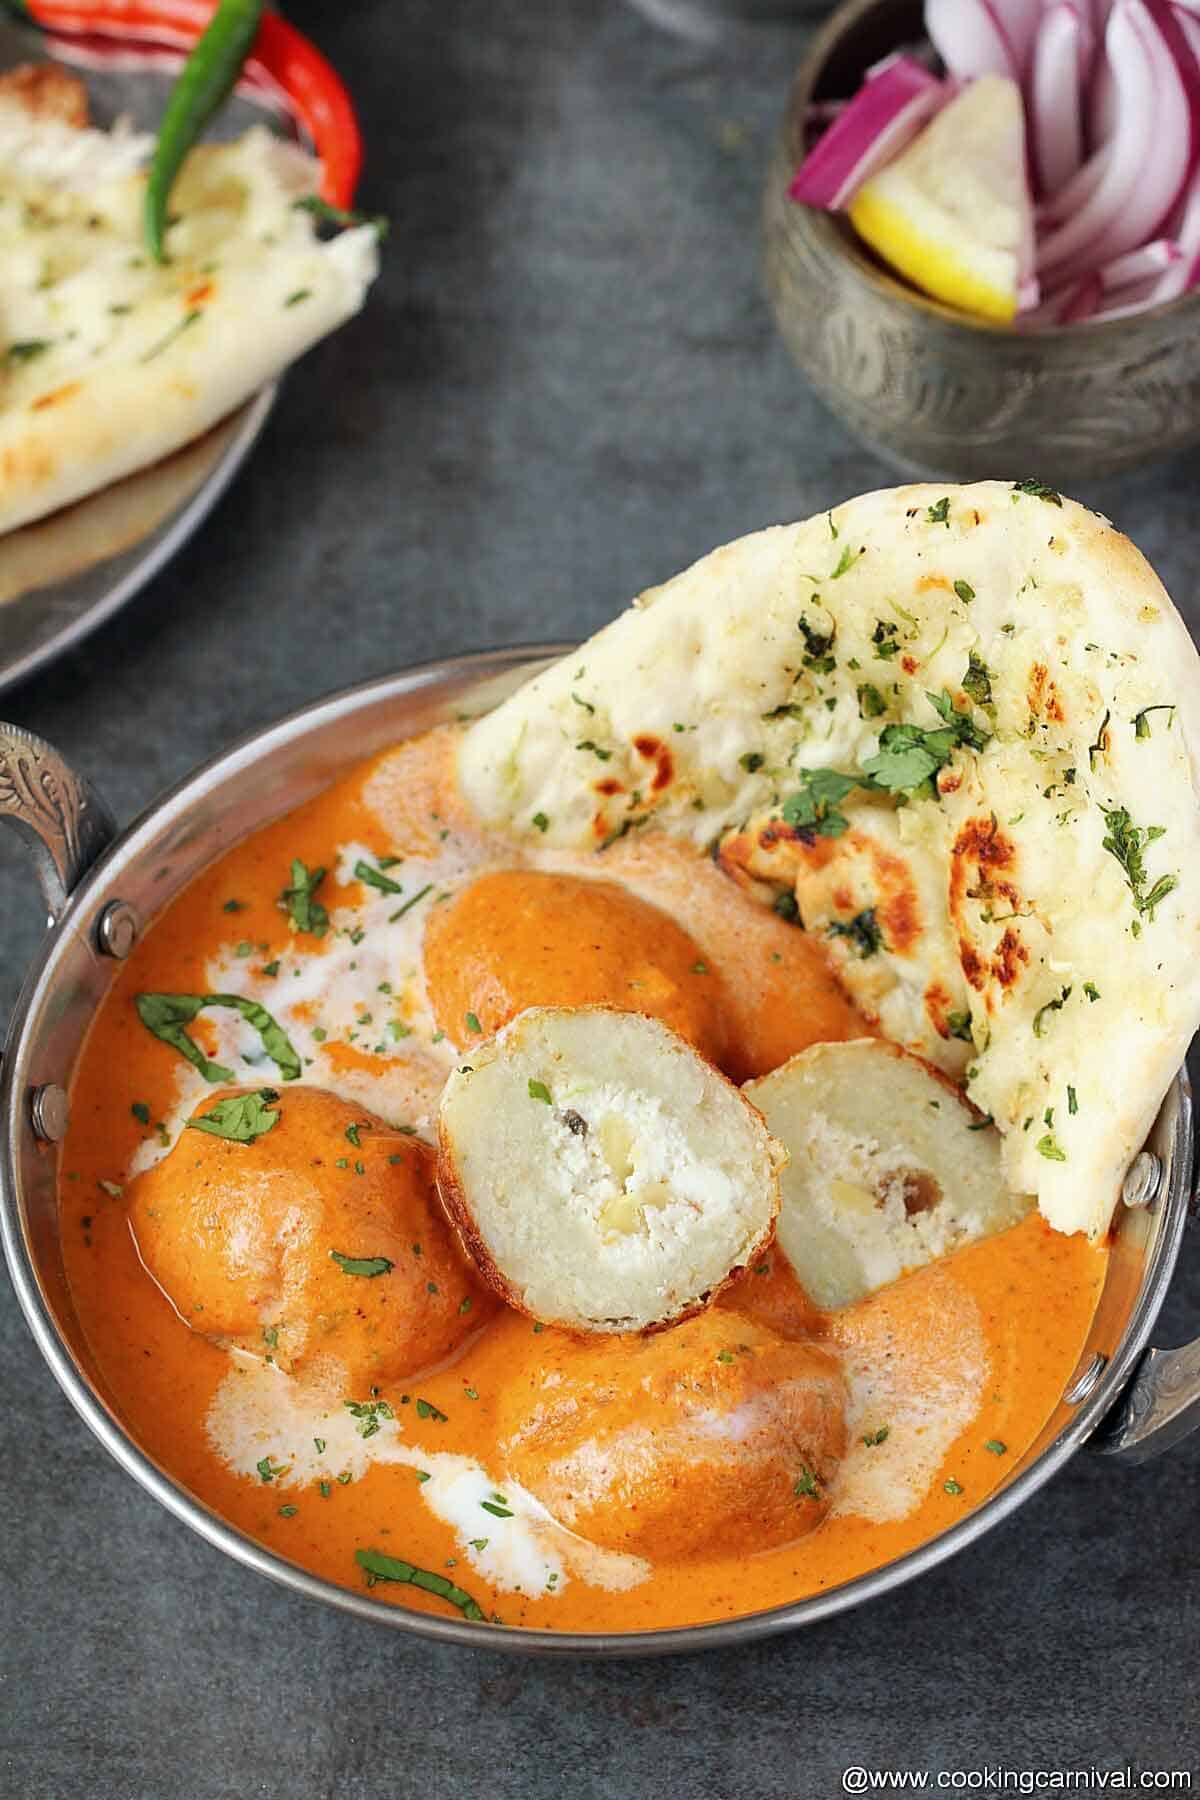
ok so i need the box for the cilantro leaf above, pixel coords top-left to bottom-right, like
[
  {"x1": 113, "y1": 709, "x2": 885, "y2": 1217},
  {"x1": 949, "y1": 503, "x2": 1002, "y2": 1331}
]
[
  {"x1": 1012, "y1": 479, "x2": 1062, "y2": 505},
  {"x1": 962, "y1": 652, "x2": 994, "y2": 709},
  {"x1": 186, "y1": 1089, "x2": 281, "y2": 1144},
  {"x1": 279, "y1": 859, "x2": 329, "y2": 937},
  {"x1": 330, "y1": 1250, "x2": 394, "y2": 1278},
  {"x1": 780, "y1": 768, "x2": 859, "y2": 838},
  {"x1": 354, "y1": 1548, "x2": 485, "y2": 1620},
  {"x1": 926, "y1": 688, "x2": 991, "y2": 751},
  {"x1": 135, "y1": 992, "x2": 301, "y2": 1083},
  {"x1": 1101, "y1": 806, "x2": 1178, "y2": 922},
  {"x1": 827, "y1": 908, "x2": 883, "y2": 958},
  {"x1": 860, "y1": 723, "x2": 952, "y2": 794},
  {"x1": 355, "y1": 859, "x2": 404, "y2": 895}
]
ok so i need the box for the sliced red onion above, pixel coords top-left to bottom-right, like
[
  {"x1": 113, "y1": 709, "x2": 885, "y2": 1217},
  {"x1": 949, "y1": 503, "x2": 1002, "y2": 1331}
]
[
  {"x1": 1172, "y1": 5, "x2": 1200, "y2": 58},
  {"x1": 1032, "y1": 4, "x2": 1089, "y2": 195},
  {"x1": 1036, "y1": 0, "x2": 1195, "y2": 278},
  {"x1": 1059, "y1": 273, "x2": 1104, "y2": 320},
  {"x1": 999, "y1": 0, "x2": 1044, "y2": 73},
  {"x1": 789, "y1": 55, "x2": 945, "y2": 210},
  {"x1": 925, "y1": 0, "x2": 1016, "y2": 79},
  {"x1": 1037, "y1": 143, "x2": 1111, "y2": 224},
  {"x1": 1089, "y1": 257, "x2": 1200, "y2": 314},
  {"x1": 1098, "y1": 237, "x2": 1184, "y2": 284},
  {"x1": 1086, "y1": 42, "x2": 1118, "y2": 144}
]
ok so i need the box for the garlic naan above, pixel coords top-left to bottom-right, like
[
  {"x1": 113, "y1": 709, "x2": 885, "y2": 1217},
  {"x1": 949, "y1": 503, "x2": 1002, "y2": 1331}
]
[
  {"x1": 0, "y1": 111, "x2": 377, "y2": 534},
  {"x1": 459, "y1": 482, "x2": 1200, "y2": 1238}
]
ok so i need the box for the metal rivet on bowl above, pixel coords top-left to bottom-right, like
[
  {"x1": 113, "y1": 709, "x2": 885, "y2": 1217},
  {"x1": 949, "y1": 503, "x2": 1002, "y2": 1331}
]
[
  {"x1": 96, "y1": 900, "x2": 139, "y2": 960},
  {"x1": 1121, "y1": 1151, "x2": 1162, "y2": 1211},
  {"x1": 1064, "y1": 1351, "x2": 1109, "y2": 1405},
  {"x1": 29, "y1": 1082, "x2": 69, "y2": 1144}
]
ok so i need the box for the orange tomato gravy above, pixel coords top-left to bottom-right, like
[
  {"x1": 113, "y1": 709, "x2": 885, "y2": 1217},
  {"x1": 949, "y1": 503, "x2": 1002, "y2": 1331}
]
[{"x1": 58, "y1": 726, "x2": 1107, "y2": 1634}]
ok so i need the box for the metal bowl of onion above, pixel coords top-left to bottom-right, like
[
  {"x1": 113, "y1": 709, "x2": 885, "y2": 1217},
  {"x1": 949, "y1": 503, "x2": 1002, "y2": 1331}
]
[{"x1": 762, "y1": 0, "x2": 1200, "y2": 482}]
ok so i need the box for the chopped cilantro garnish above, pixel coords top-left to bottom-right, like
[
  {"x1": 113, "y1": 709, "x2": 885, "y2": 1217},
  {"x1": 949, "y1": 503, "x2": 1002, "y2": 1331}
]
[
  {"x1": 862, "y1": 1425, "x2": 890, "y2": 1447},
  {"x1": 781, "y1": 767, "x2": 858, "y2": 838},
  {"x1": 1012, "y1": 478, "x2": 1062, "y2": 505},
  {"x1": 354, "y1": 1548, "x2": 485, "y2": 1621},
  {"x1": 740, "y1": 751, "x2": 765, "y2": 773},
  {"x1": 1101, "y1": 806, "x2": 1177, "y2": 921},
  {"x1": 345, "y1": 1398, "x2": 393, "y2": 1438},
  {"x1": 857, "y1": 682, "x2": 886, "y2": 719},
  {"x1": 926, "y1": 497, "x2": 950, "y2": 525},
  {"x1": 131, "y1": 1101, "x2": 151, "y2": 1125},
  {"x1": 1033, "y1": 987, "x2": 1071, "y2": 1037},
  {"x1": 532, "y1": 812, "x2": 550, "y2": 832},
  {"x1": 793, "y1": 1467, "x2": 822, "y2": 1500},
  {"x1": 953, "y1": 579, "x2": 975, "y2": 604},
  {"x1": 278, "y1": 859, "x2": 328, "y2": 937},
  {"x1": 330, "y1": 1250, "x2": 394, "y2": 1278},
  {"x1": 186, "y1": 1088, "x2": 281, "y2": 1144},
  {"x1": 355, "y1": 858, "x2": 404, "y2": 895},
  {"x1": 827, "y1": 909, "x2": 882, "y2": 958},
  {"x1": 388, "y1": 882, "x2": 434, "y2": 921},
  {"x1": 465, "y1": 1011, "x2": 483, "y2": 1034},
  {"x1": 798, "y1": 613, "x2": 836, "y2": 672},
  {"x1": 962, "y1": 652, "x2": 994, "y2": 709},
  {"x1": 1036, "y1": 1134, "x2": 1067, "y2": 1162}
]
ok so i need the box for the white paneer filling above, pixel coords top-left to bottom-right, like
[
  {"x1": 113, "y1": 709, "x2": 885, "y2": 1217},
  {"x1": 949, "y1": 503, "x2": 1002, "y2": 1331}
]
[{"x1": 439, "y1": 1008, "x2": 783, "y2": 1331}]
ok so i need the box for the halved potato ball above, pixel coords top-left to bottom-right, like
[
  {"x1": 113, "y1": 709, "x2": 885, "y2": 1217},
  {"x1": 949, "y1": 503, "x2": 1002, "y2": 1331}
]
[
  {"x1": 422, "y1": 868, "x2": 728, "y2": 1059},
  {"x1": 128, "y1": 1085, "x2": 493, "y2": 1385},
  {"x1": 497, "y1": 1308, "x2": 846, "y2": 1559},
  {"x1": 745, "y1": 1039, "x2": 1030, "y2": 1309},
  {"x1": 437, "y1": 1006, "x2": 784, "y2": 1333}
]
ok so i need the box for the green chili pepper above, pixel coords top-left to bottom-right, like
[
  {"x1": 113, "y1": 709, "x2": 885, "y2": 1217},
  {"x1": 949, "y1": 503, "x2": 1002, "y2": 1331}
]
[{"x1": 143, "y1": 0, "x2": 265, "y2": 263}]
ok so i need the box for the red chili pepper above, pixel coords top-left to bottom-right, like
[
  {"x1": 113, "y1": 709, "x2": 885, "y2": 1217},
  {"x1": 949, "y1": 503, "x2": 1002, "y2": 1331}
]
[{"x1": 13, "y1": 0, "x2": 362, "y2": 206}]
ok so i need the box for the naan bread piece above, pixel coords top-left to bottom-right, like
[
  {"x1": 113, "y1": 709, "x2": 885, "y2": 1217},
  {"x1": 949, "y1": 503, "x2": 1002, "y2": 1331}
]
[
  {"x1": 0, "y1": 118, "x2": 377, "y2": 533},
  {"x1": 459, "y1": 482, "x2": 1200, "y2": 1238}
]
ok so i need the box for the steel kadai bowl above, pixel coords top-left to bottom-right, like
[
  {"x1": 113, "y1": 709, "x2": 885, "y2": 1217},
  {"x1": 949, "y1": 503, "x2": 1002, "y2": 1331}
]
[
  {"x1": 2, "y1": 650, "x2": 1199, "y2": 1657},
  {"x1": 761, "y1": 0, "x2": 1200, "y2": 483}
]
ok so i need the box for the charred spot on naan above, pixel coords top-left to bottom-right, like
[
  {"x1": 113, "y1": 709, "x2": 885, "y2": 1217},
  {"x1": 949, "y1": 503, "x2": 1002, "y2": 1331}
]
[
  {"x1": 949, "y1": 815, "x2": 1037, "y2": 1008},
  {"x1": 719, "y1": 814, "x2": 924, "y2": 963},
  {"x1": 715, "y1": 810, "x2": 974, "y2": 1068}
]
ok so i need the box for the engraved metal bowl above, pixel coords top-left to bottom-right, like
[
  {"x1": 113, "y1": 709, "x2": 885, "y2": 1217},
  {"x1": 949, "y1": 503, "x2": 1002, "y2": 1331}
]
[
  {"x1": 0, "y1": 656, "x2": 1198, "y2": 1655},
  {"x1": 762, "y1": 0, "x2": 1200, "y2": 483}
]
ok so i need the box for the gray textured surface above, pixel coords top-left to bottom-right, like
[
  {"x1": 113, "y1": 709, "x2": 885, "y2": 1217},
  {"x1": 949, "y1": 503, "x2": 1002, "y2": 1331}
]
[{"x1": 1, "y1": 2, "x2": 1199, "y2": 1795}]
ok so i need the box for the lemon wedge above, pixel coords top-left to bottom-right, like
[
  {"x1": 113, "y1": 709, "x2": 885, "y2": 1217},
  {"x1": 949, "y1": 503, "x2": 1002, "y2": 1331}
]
[{"x1": 849, "y1": 75, "x2": 1031, "y2": 323}]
